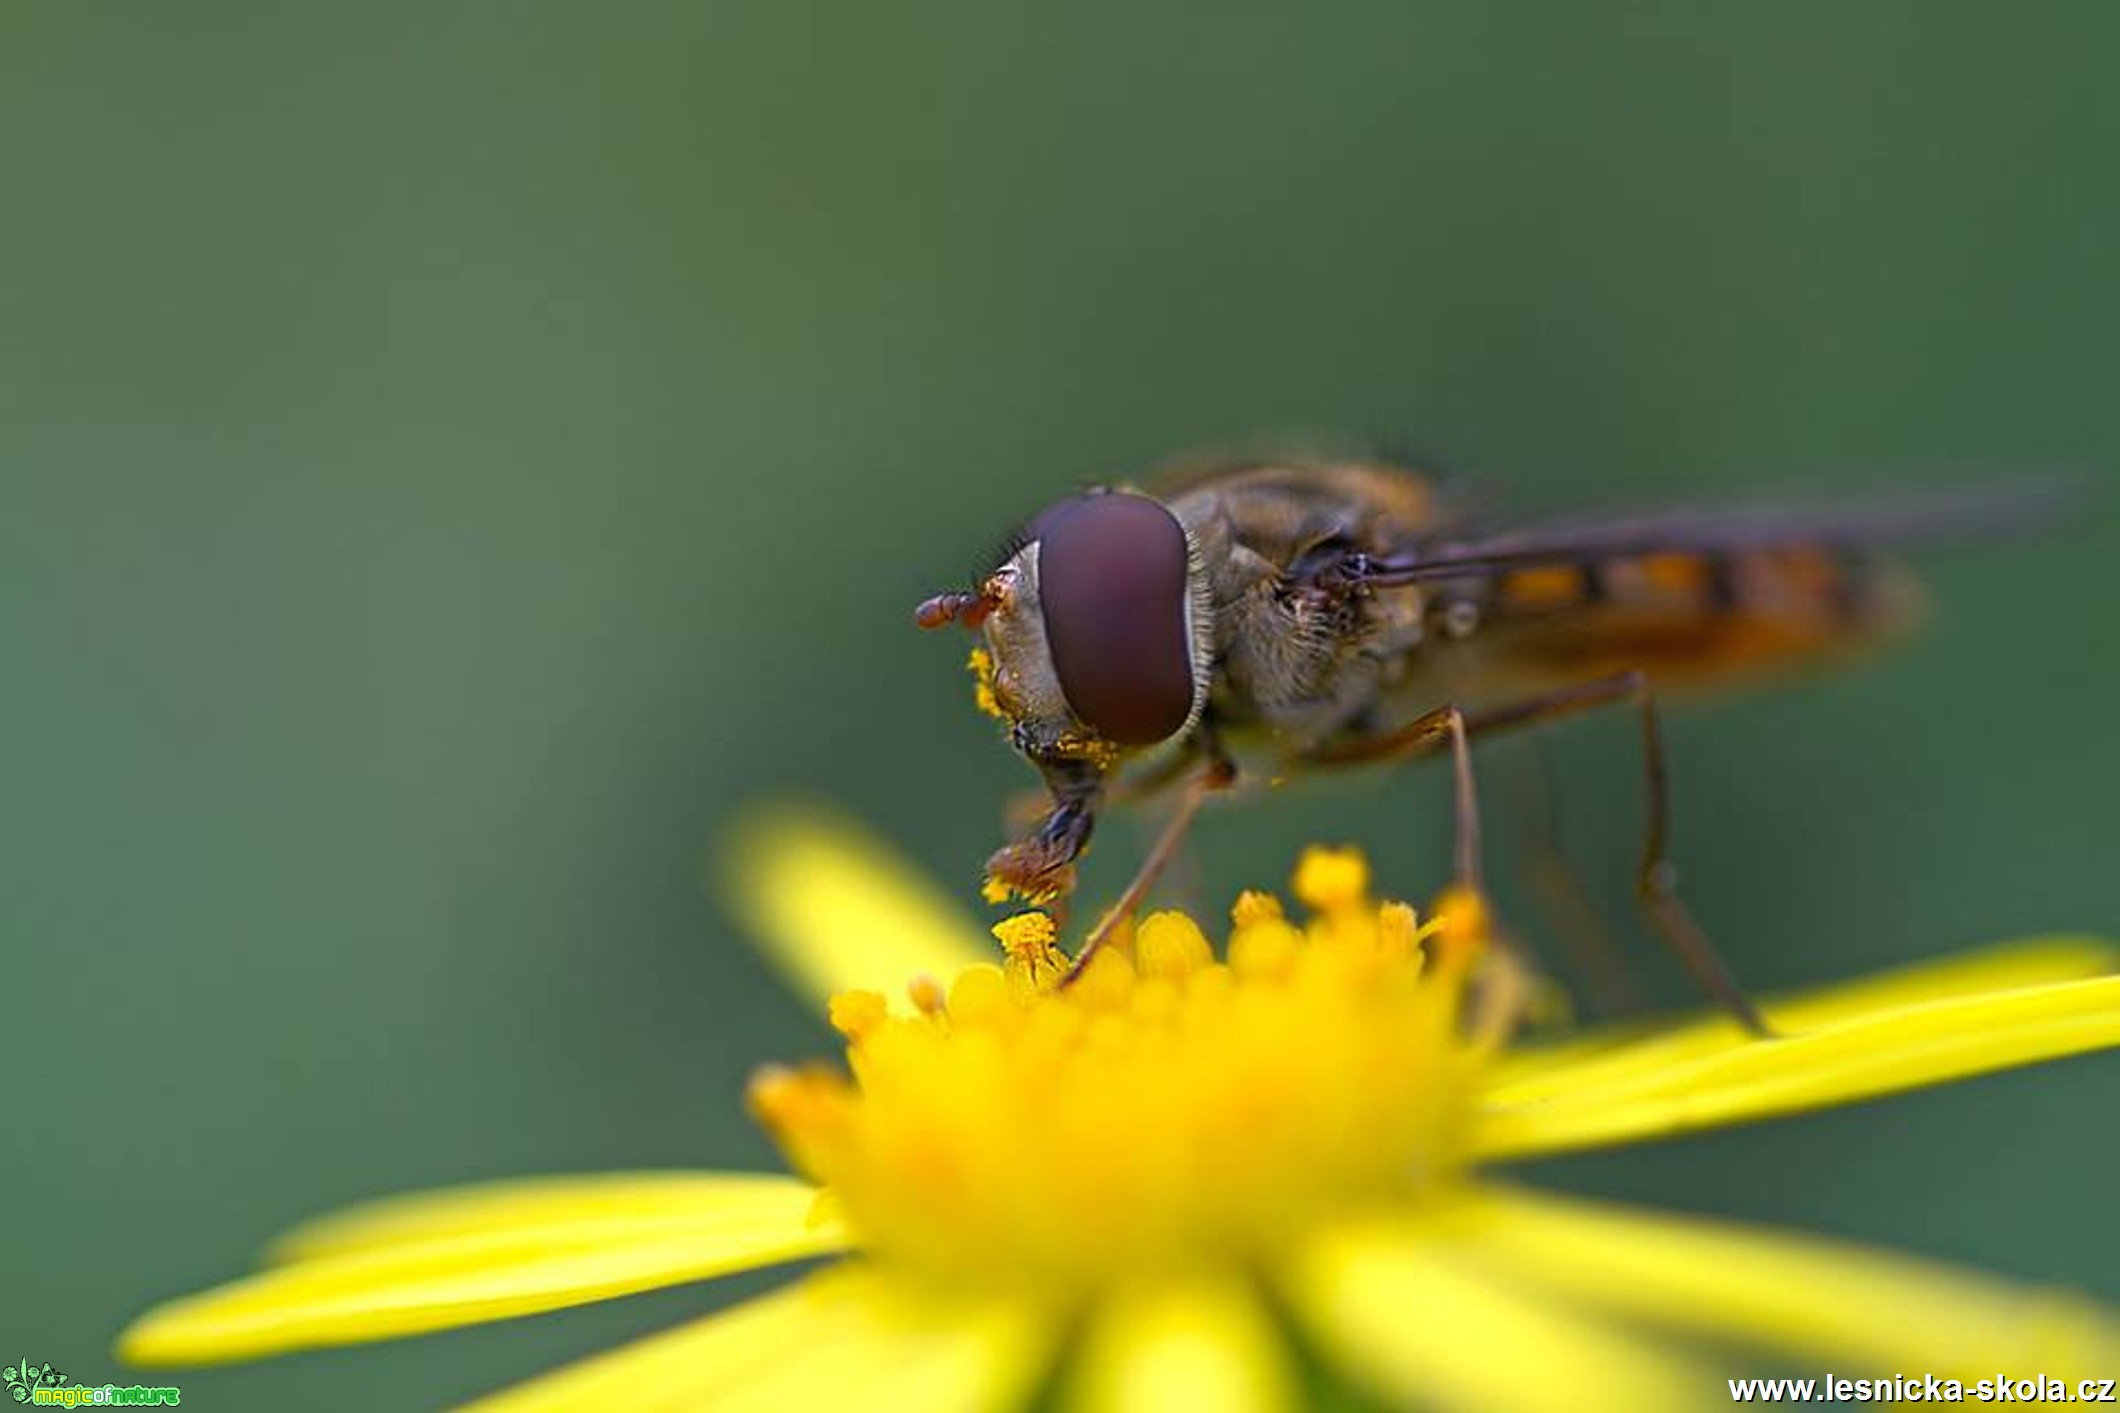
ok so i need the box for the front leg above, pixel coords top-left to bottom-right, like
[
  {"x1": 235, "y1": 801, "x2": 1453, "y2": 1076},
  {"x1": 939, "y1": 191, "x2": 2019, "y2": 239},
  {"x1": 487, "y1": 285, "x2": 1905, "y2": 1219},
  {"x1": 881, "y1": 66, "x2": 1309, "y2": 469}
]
[
  {"x1": 986, "y1": 792, "x2": 1098, "y2": 906},
  {"x1": 987, "y1": 714, "x2": 1227, "y2": 908},
  {"x1": 1062, "y1": 750, "x2": 1237, "y2": 984},
  {"x1": 1001, "y1": 736, "x2": 1205, "y2": 835},
  {"x1": 983, "y1": 745, "x2": 1120, "y2": 905}
]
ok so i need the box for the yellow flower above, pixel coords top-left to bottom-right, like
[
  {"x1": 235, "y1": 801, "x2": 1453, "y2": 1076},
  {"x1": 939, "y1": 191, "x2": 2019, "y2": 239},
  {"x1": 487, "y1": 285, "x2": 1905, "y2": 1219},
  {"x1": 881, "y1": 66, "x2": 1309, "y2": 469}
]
[{"x1": 119, "y1": 807, "x2": 2120, "y2": 1410}]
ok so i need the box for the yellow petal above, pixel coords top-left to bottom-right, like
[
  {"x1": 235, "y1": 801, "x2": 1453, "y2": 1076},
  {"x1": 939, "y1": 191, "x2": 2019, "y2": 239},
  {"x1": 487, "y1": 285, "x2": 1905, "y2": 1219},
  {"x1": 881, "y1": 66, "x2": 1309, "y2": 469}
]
[
  {"x1": 1063, "y1": 1275, "x2": 1297, "y2": 1413},
  {"x1": 267, "y1": 1172, "x2": 835, "y2": 1263},
  {"x1": 1478, "y1": 971, "x2": 2120, "y2": 1161},
  {"x1": 120, "y1": 1175, "x2": 846, "y2": 1365},
  {"x1": 1285, "y1": 1205, "x2": 1712, "y2": 1413},
  {"x1": 1455, "y1": 1186, "x2": 2119, "y2": 1379},
  {"x1": 723, "y1": 802, "x2": 991, "y2": 1012},
  {"x1": 465, "y1": 1267, "x2": 1053, "y2": 1413},
  {"x1": 1487, "y1": 934, "x2": 2117, "y2": 1095}
]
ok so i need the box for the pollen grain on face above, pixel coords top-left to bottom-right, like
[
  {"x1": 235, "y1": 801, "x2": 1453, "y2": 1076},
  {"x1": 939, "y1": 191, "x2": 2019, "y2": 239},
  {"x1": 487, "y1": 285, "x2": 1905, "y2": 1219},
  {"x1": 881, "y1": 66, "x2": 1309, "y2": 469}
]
[
  {"x1": 967, "y1": 646, "x2": 1005, "y2": 721},
  {"x1": 744, "y1": 851, "x2": 1482, "y2": 1296}
]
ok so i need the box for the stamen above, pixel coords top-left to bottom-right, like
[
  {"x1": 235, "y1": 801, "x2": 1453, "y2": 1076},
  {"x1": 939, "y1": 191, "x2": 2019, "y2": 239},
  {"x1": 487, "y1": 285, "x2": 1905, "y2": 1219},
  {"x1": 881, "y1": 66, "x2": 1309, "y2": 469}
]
[
  {"x1": 1135, "y1": 912, "x2": 1212, "y2": 980},
  {"x1": 828, "y1": 991, "x2": 888, "y2": 1041},
  {"x1": 993, "y1": 912, "x2": 1069, "y2": 991},
  {"x1": 907, "y1": 974, "x2": 947, "y2": 1017},
  {"x1": 756, "y1": 851, "x2": 1484, "y2": 1293},
  {"x1": 1293, "y1": 846, "x2": 1371, "y2": 914}
]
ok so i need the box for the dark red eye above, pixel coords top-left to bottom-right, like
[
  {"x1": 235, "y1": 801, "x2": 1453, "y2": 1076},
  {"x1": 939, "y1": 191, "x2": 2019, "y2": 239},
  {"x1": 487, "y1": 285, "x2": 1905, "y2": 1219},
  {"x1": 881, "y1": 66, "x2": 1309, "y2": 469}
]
[{"x1": 1033, "y1": 493, "x2": 1196, "y2": 745}]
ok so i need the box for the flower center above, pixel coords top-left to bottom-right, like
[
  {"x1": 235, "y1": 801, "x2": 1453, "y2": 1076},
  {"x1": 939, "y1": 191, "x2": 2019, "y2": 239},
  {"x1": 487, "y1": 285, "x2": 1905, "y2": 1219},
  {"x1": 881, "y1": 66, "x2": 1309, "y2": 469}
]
[{"x1": 748, "y1": 849, "x2": 1490, "y2": 1296}]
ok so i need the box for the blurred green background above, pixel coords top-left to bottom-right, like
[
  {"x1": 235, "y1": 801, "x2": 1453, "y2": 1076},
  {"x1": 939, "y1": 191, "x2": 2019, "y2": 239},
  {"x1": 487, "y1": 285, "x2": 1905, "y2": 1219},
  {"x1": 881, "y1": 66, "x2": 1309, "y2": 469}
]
[{"x1": 4, "y1": 3, "x2": 2116, "y2": 1407}]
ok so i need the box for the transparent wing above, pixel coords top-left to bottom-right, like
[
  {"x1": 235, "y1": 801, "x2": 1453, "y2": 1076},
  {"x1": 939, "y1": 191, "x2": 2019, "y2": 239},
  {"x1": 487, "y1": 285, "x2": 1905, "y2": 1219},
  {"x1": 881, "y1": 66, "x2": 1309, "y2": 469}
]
[{"x1": 1353, "y1": 479, "x2": 2078, "y2": 587}]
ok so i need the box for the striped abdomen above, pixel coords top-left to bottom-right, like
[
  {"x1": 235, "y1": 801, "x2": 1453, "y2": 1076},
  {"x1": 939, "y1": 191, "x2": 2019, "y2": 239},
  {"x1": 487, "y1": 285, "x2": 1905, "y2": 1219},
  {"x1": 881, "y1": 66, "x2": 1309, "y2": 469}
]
[{"x1": 1415, "y1": 545, "x2": 1922, "y2": 699}]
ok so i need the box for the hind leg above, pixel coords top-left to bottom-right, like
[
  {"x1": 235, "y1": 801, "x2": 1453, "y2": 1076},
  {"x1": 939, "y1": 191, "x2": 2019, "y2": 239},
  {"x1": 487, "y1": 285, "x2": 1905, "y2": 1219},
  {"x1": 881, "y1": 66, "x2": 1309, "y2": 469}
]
[{"x1": 1307, "y1": 673, "x2": 1771, "y2": 1036}]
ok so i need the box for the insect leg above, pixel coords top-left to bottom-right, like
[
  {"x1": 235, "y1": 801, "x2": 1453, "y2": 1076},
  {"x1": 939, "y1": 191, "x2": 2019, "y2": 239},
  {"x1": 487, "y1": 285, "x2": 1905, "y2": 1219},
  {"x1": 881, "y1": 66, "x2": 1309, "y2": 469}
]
[
  {"x1": 1478, "y1": 673, "x2": 1770, "y2": 1036},
  {"x1": 1506, "y1": 736, "x2": 1644, "y2": 1020},
  {"x1": 1369, "y1": 704, "x2": 1487, "y2": 889},
  {"x1": 1004, "y1": 735, "x2": 1206, "y2": 836},
  {"x1": 1308, "y1": 704, "x2": 1542, "y2": 1037},
  {"x1": 1062, "y1": 754, "x2": 1235, "y2": 984},
  {"x1": 1311, "y1": 673, "x2": 1771, "y2": 1036}
]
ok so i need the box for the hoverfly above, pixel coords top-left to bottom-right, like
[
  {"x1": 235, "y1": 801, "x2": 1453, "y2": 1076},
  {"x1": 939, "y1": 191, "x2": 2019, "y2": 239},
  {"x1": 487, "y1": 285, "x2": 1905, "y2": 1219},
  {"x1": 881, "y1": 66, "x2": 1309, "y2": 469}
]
[{"x1": 916, "y1": 449, "x2": 2060, "y2": 1032}]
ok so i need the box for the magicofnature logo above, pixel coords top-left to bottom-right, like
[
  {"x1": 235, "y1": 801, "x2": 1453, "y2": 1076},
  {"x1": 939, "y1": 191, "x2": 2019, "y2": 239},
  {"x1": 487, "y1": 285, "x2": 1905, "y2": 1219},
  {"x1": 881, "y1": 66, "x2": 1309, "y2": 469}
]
[
  {"x1": 3, "y1": 1360, "x2": 178, "y2": 1407},
  {"x1": 3, "y1": 1361, "x2": 66, "y2": 1404}
]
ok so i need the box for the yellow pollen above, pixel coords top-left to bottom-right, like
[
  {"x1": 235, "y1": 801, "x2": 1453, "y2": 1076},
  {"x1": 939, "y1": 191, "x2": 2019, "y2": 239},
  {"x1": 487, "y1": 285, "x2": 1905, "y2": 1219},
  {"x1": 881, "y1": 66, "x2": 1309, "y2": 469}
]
[
  {"x1": 967, "y1": 647, "x2": 1004, "y2": 720},
  {"x1": 945, "y1": 963, "x2": 1011, "y2": 1025},
  {"x1": 746, "y1": 851, "x2": 1487, "y2": 1296},
  {"x1": 1378, "y1": 899, "x2": 1434, "y2": 961},
  {"x1": 906, "y1": 973, "x2": 947, "y2": 1017},
  {"x1": 828, "y1": 990, "x2": 888, "y2": 1041},
  {"x1": 1429, "y1": 883, "x2": 1493, "y2": 965},
  {"x1": 992, "y1": 910, "x2": 1058, "y2": 958},
  {"x1": 1228, "y1": 914, "x2": 1300, "y2": 979},
  {"x1": 1135, "y1": 911, "x2": 1212, "y2": 980},
  {"x1": 1230, "y1": 889, "x2": 1285, "y2": 929},
  {"x1": 992, "y1": 910, "x2": 1069, "y2": 992},
  {"x1": 1292, "y1": 844, "x2": 1370, "y2": 914}
]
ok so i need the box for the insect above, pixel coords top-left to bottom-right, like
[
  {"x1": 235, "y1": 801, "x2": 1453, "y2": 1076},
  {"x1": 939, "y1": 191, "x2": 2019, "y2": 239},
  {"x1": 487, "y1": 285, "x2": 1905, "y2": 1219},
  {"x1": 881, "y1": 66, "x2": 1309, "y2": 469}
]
[{"x1": 915, "y1": 449, "x2": 2060, "y2": 1031}]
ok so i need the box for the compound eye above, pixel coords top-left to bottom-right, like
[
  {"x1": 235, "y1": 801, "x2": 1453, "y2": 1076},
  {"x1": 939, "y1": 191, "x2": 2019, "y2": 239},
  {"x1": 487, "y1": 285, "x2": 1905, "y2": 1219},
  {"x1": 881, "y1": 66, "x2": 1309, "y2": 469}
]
[{"x1": 1033, "y1": 493, "x2": 1195, "y2": 745}]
